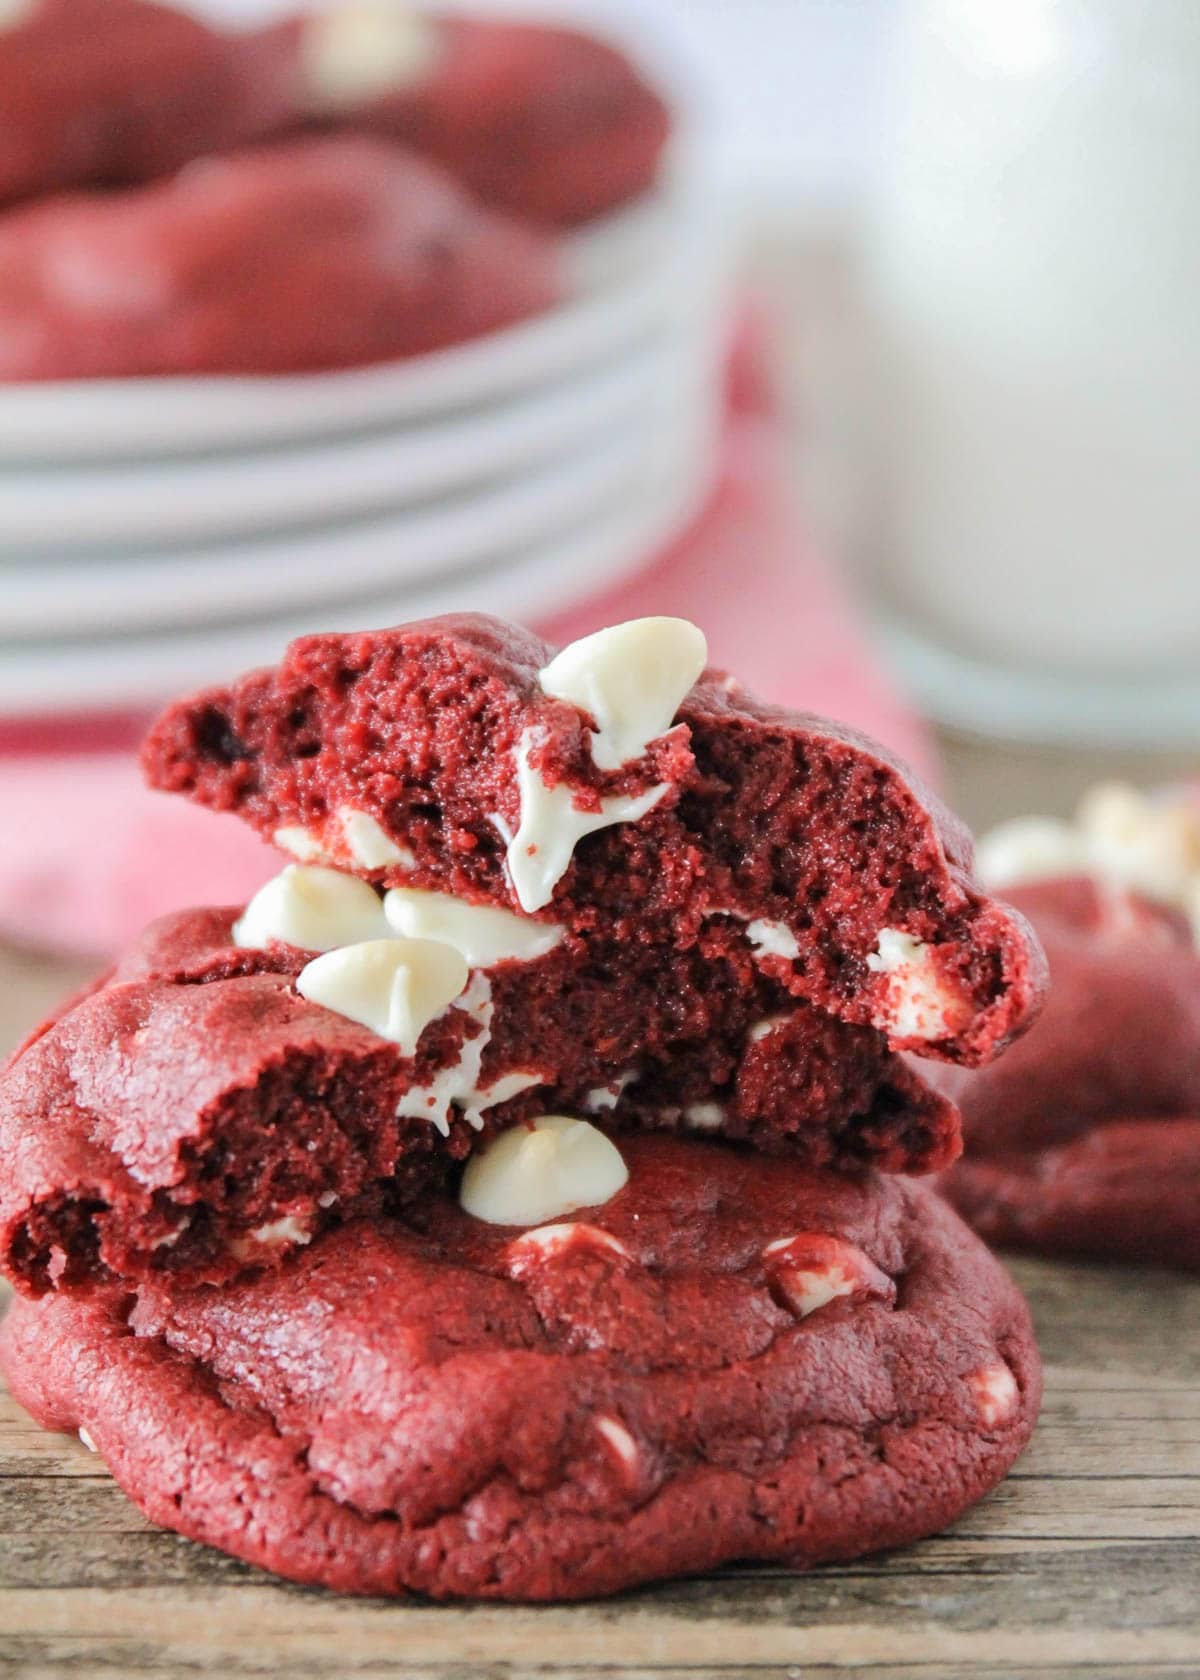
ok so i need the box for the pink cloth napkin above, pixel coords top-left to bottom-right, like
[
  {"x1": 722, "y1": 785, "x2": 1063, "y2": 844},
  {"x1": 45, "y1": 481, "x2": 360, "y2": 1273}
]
[{"x1": 0, "y1": 321, "x2": 930, "y2": 959}]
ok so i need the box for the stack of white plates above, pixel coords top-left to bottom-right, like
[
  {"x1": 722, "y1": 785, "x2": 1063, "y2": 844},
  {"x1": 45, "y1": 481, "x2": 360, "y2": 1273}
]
[{"x1": 0, "y1": 167, "x2": 733, "y2": 716}]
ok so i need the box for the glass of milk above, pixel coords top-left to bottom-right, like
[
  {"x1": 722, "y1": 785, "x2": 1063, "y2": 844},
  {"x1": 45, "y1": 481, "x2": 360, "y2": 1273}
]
[{"x1": 865, "y1": 0, "x2": 1200, "y2": 676}]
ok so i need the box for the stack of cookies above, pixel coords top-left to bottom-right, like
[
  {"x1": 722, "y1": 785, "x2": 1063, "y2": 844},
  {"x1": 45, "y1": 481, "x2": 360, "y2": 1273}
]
[
  {"x1": 0, "y1": 0, "x2": 668, "y2": 380},
  {"x1": 0, "y1": 615, "x2": 1047, "y2": 1600}
]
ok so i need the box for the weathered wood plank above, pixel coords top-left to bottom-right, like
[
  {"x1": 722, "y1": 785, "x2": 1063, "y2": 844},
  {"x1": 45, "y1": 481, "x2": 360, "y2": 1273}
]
[
  {"x1": 1, "y1": 1569, "x2": 1199, "y2": 1668},
  {"x1": 3, "y1": 1666, "x2": 1198, "y2": 1680},
  {"x1": 4, "y1": 1659, "x2": 1189, "y2": 1673}
]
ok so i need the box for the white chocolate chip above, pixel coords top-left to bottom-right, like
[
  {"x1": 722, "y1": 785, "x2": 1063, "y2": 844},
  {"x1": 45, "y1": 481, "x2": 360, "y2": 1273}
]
[
  {"x1": 383, "y1": 886, "x2": 563, "y2": 966},
  {"x1": 537, "y1": 617, "x2": 708, "y2": 773},
  {"x1": 150, "y1": 1220, "x2": 189, "y2": 1252},
  {"x1": 971, "y1": 1362, "x2": 1019, "y2": 1428},
  {"x1": 317, "y1": 1191, "x2": 339, "y2": 1209},
  {"x1": 297, "y1": 937, "x2": 467, "y2": 1055},
  {"x1": 1079, "y1": 783, "x2": 1200, "y2": 910},
  {"x1": 763, "y1": 1233, "x2": 895, "y2": 1319},
  {"x1": 975, "y1": 816, "x2": 1087, "y2": 890},
  {"x1": 747, "y1": 1015, "x2": 789, "y2": 1043},
  {"x1": 684, "y1": 1101, "x2": 725, "y2": 1130},
  {"x1": 866, "y1": 927, "x2": 972, "y2": 1042},
  {"x1": 594, "y1": 1414, "x2": 639, "y2": 1473},
  {"x1": 233, "y1": 864, "x2": 389, "y2": 952},
  {"x1": 230, "y1": 1215, "x2": 314, "y2": 1260},
  {"x1": 704, "y1": 908, "x2": 800, "y2": 964},
  {"x1": 251, "y1": 1216, "x2": 312, "y2": 1247},
  {"x1": 977, "y1": 783, "x2": 1200, "y2": 943},
  {"x1": 584, "y1": 1070, "x2": 638, "y2": 1113},
  {"x1": 746, "y1": 919, "x2": 800, "y2": 961},
  {"x1": 273, "y1": 825, "x2": 333, "y2": 863},
  {"x1": 78, "y1": 1427, "x2": 98, "y2": 1454},
  {"x1": 777, "y1": 1264, "x2": 855, "y2": 1317},
  {"x1": 505, "y1": 1222, "x2": 631, "y2": 1265},
  {"x1": 502, "y1": 728, "x2": 670, "y2": 913},
  {"x1": 460, "y1": 1116, "x2": 629, "y2": 1227},
  {"x1": 339, "y1": 808, "x2": 415, "y2": 871},
  {"x1": 302, "y1": 1, "x2": 440, "y2": 107}
]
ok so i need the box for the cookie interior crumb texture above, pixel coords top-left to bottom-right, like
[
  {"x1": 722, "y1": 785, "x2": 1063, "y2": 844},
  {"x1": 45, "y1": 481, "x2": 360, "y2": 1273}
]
[{"x1": 142, "y1": 614, "x2": 1046, "y2": 1065}]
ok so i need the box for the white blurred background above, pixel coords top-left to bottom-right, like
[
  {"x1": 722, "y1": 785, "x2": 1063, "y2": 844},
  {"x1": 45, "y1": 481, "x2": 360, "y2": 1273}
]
[{"x1": 199, "y1": 0, "x2": 892, "y2": 221}]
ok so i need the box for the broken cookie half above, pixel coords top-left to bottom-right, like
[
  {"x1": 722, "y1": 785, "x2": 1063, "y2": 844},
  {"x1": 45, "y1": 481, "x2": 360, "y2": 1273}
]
[
  {"x1": 0, "y1": 875, "x2": 959, "y2": 1294},
  {"x1": 143, "y1": 613, "x2": 1046, "y2": 1066}
]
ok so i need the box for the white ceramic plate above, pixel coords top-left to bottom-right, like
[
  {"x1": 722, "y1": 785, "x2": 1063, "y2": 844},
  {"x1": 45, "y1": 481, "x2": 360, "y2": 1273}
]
[
  {"x1": 0, "y1": 245, "x2": 730, "y2": 551},
  {"x1": 0, "y1": 174, "x2": 717, "y2": 462},
  {"x1": 0, "y1": 362, "x2": 717, "y2": 640},
  {"x1": 0, "y1": 337, "x2": 702, "y2": 551},
  {"x1": 0, "y1": 421, "x2": 717, "y2": 715}
]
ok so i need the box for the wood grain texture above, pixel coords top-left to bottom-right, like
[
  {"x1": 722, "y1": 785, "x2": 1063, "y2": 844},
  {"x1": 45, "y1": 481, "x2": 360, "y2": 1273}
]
[{"x1": 1, "y1": 1256, "x2": 1197, "y2": 1679}]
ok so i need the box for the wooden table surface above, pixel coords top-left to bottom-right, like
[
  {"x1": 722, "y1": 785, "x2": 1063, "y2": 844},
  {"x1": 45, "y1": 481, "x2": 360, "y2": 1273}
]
[{"x1": 1, "y1": 1255, "x2": 1197, "y2": 1679}]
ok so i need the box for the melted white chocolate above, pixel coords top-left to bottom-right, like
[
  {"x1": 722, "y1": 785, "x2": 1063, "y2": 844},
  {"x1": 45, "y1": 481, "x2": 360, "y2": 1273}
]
[{"x1": 502, "y1": 729, "x2": 669, "y2": 913}]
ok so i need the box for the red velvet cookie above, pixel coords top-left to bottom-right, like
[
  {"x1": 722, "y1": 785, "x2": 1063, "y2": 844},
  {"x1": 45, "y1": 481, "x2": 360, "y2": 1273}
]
[
  {"x1": 142, "y1": 614, "x2": 1045, "y2": 1067},
  {"x1": 0, "y1": 136, "x2": 561, "y2": 380},
  {"x1": 0, "y1": 0, "x2": 295, "y2": 206},
  {"x1": 0, "y1": 899, "x2": 958, "y2": 1296},
  {"x1": 0, "y1": 1133, "x2": 1041, "y2": 1601},
  {"x1": 938, "y1": 878, "x2": 1200, "y2": 1270},
  {"x1": 288, "y1": 6, "x2": 670, "y2": 225}
]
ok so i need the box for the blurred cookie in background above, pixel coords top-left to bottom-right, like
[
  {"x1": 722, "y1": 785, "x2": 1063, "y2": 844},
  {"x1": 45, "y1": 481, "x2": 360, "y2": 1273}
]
[
  {"x1": 938, "y1": 786, "x2": 1200, "y2": 1272},
  {"x1": 0, "y1": 134, "x2": 563, "y2": 379},
  {"x1": 290, "y1": 1, "x2": 671, "y2": 225},
  {"x1": 0, "y1": 0, "x2": 297, "y2": 205}
]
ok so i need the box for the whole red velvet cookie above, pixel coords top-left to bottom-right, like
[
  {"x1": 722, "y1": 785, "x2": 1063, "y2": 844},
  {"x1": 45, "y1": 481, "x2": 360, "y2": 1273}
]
[
  {"x1": 286, "y1": 4, "x2": 670, "y2": 225},
  {"x1": 0, "y1": 0, "x2": 295, "y2": 206},
  {"x1": 143, "y1": 614, "x2": 1045, "y2": 1067},
  {"x1": 0, "y1": 891, "x2": 958, "y2": 1296},
  {"x1": 0, "y1": 136, "x2": 561, "y2": 380},
  {"x1": 938, "y1": 877, "x2": 1200, "y2": 1270},
  {"x1": 0, "y1": 1133, "x2": 1041, "y2": 1601}
]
